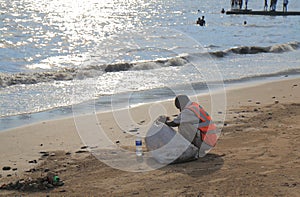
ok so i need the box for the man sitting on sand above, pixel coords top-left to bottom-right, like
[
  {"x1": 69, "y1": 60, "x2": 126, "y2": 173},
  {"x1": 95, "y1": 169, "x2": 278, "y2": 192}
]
[{"x1": 165, "y1": 95, "x2": 218, "y2": 157}]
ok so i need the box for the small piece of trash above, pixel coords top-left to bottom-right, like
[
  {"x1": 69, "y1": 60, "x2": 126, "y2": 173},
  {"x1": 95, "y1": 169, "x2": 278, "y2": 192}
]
[
  {"x1": 80, "y1": 146, "x2": 88, "y2": 149},
  {"x1": 129, "y1": 128, "x2": 139, "y2": 132}
]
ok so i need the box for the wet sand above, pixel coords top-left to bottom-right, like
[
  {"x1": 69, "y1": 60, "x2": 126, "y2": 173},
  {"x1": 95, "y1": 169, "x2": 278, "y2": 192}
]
[{"x1": 0, "y1": 77, "x2": 299, "y2": 196}]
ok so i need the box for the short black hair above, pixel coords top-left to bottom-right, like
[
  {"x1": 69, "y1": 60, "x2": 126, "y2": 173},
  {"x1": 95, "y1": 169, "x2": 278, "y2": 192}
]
[{"x1": 175, "y1": 95, "x2": 190, "y2": 110}]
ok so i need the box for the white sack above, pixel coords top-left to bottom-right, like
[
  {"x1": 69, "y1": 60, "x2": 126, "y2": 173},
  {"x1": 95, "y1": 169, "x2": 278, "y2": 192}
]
[{"x1": 145, "y1": 117, "x2": 199, "y2": 164}]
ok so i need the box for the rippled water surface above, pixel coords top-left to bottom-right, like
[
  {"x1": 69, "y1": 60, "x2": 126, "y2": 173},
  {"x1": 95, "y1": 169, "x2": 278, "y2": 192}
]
[{"x1": 0, "y1": 0, "x2": 300, "y2": 120}]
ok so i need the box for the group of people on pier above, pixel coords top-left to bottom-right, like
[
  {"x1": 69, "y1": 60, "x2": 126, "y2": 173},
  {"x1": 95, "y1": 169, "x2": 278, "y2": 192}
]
[
  {"x1": 231, "y1": 0, "x2": 289, "y2": 12},
  {"x1": 231, "y1": 0, "x2": 249, "y2": 10},
  {"x1": 265, "y1": 0, "x2": 289, "y2": 11}
]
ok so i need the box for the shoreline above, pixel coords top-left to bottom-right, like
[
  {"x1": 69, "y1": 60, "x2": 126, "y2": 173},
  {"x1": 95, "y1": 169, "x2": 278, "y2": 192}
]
[
  {"x1": 1, "y1": 73, "x2": 299, "y2": 132},
  {"x1": 0, "y1": 76, "x2": 299, "y2": 167},
  {"x1": 0, "y1": 76, "x2": 299, "y2": 195}
]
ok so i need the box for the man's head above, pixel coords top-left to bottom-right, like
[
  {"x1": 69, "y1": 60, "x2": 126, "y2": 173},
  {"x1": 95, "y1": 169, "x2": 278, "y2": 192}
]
[{"x1": 175, "y1": 95, "x2": 190, "y2": 111}]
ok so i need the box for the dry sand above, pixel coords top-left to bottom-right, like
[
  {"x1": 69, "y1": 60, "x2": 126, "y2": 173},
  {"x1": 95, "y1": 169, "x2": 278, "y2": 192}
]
[{"x1": 0, "y1": 77, "x2": 299, "y2": 196}]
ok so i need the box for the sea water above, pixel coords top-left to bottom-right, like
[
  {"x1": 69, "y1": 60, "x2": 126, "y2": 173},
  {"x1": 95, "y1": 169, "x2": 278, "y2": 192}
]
[{"x1": 0, "y1": 0, "x2": 300, "y2": 130}]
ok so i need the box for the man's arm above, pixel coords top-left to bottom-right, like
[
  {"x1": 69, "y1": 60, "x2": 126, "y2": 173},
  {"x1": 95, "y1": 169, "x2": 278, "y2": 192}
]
[
  {"x1": 165, "y1": 112, "x2": 181, "y2": 127},
  {"x1": 165, "y1": 121, "x2": 180, "y2": 127}
]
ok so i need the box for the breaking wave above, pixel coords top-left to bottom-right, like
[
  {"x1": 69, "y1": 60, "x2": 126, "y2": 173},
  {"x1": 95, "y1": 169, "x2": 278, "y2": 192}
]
[
  {"x1": 0, "y1": 57, "x2": 190, "y2": 87},
  {"x1": 209, "y1": 41, "x2": 300, "y2": 57},
  {"x1": 0, "y1": 41, "x2": 299, "y2": 88}
]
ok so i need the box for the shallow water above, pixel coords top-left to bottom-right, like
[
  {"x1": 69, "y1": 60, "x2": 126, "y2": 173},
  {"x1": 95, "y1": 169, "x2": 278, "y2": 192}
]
[{"x1": 0, "y1": 0, "x2": 300, "y2": 124}]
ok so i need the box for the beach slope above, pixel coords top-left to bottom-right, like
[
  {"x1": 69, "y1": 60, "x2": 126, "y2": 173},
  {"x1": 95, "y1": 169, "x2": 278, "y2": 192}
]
[{"x1": 0, "y1": 77, "x2": 299, "y2": 196}]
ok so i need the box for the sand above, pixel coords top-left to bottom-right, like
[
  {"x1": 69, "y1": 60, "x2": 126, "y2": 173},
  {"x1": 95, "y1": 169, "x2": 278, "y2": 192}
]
[{"x1": 0, "y1": 76, "x2": 299, "y2": 196}]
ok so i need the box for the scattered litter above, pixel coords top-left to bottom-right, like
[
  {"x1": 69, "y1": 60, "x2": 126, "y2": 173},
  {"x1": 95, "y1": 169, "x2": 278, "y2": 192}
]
[
  {"x1": 129, "y1": 128, "x2": 139, "y2": 132},
  {"x1": 0, "y1": 172, "x2": 64, "y2": 192},
  {"x1": 50, "y1": 153, "x2": 56, "y2": 157},
  {"x1": 75, "y1": 150, "x2": 88, "y2": 154},
  {"x1": 40, "y1": 151, "x2": 50, "y2": 157},
  {"x1": 28, "y1": 160, "x2": 37, "y2": 164},
  {"x1": 2, "y1": 166, "x2": 11, "y2": 171},
  {"x1": 25, "y1": 168, "x2": 36, "y2": 173}
]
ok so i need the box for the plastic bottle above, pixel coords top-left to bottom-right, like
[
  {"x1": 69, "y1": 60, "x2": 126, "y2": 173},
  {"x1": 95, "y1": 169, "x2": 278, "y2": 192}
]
[
  {"x1": 135, "y1": 137, "x2": 143, "y2": 156},
  {"x1": 53, "y1": 175, "x2": 60, "y2": 183}
]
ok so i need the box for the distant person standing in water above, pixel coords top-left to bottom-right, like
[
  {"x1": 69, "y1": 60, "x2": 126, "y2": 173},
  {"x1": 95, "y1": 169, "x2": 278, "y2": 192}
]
[
  {"x1": 283, "y1": 0, "x2": 288, "y2": 12},
  {"x1": 196, "y1": 16, "x2": 205, "y2": 26},
  {"x1": 245, "y1": 0, "x2": 248, "y2": 9}
]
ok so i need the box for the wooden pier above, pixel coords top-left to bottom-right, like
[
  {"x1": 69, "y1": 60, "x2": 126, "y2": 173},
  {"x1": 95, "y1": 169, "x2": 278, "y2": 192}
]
[{"x1": 226, "y1": 9, "x2": 300, "y2": 16}]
